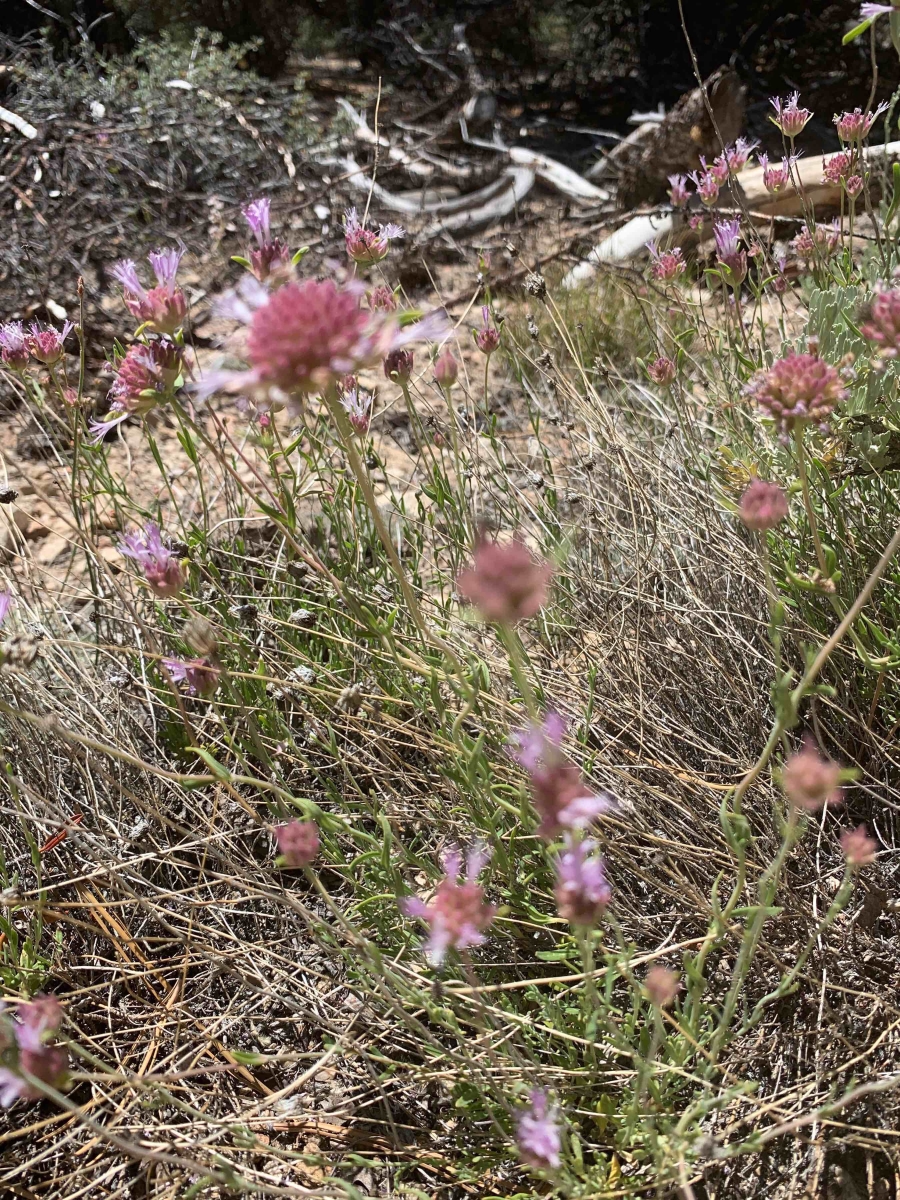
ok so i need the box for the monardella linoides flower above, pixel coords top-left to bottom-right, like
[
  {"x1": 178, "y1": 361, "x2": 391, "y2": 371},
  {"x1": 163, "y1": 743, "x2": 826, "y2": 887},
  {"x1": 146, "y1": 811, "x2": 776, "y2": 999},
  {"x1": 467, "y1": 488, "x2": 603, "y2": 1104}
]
[
  {"x1": 757, "y1": 152, "x2": 798, "y2": 195},
  {"x1": 739, "y1": 479, "x2": 789, "y2": 531},
  {"x1": 456, "y1": 535, "x2": 552, "y2": 625},
  {"x1": 647, "y1": 242, "x2": 685, "y2": 283},
  {"x1": 0, "y1": 322, "x2": 28, "y2": 371},
  {"x1": 701, "y1": 154, "x2": 730, "y2": 187},
  {"x1": 861, "y1": 3, "x2": 900, "y2": 18},
  {"x1": 690, "y1": 168, "x2": 720, "y2": 207},
  {"x1": 644, "y1": 965, "x2": 681, "y2": 1007},
  {"x1": 834, "y1": 102, "x2": 888, "y2": 143},
  {"x1": 193, "y1": 276, "x2": 445, "y2": 410},
  {"x1": 726, "y1": 138, "x2": 757, "y2": 174},
  {"x1": 516, "y1": 1089, "x2": 562, "y2": 1171},
  {"x1": 840, "y1": 823, "x2": 878, "y2": 866},
  {"x1": 118, "y1": 522, "x2": 184, "y2": 598},
  {"x1": 508, "y1": 712, "x2": 567, "y2": 772},
  {"x1": 368, "y1": 285, "x2": 398, "y2": 311},
  {"x1": 782, "y1": 736, "x2": 844, "y2": 812},
  {"x1": 343, "y1": 207, "x2": 404, "y2": 266},
  {"x1": 746, "y1": 350, "x2": 847, "y2": 436},
  {"x1": 338, "y1": 377, "x2": 373, "y2": 435},
  {"x1": 860, "y1": 288, "x2": 900, "y2": 358},
  {"x1": 823, "y1": 151, "x2": 853, "y2": 185},
  {"x1": 713, "y1": 219, "x2": 747, "y2": 288},
  {"x1": 162, "y1": 656, "x2": 221, "y2": 697},
  {"x1": 791, "y1": 220, "x2": 841, "y2": 261},
  {"x1": 402, "y1": 844, "x2": 496, "y2": 965},
  {"x1": 648, "y1": 356, "x2": 676, "y2": 386},
  {"x1": 770, "y1": 92, "x2": 813, "y2": 138},
  {"x1": 433, "y1": 348, "x2": 459, "y2": 388},
  {"x1": 846, "y1": 174, "x2": 865, "y2": 198},
  {"x1": 474, "y1": 306, "x2": 501, "y2": 355},
  {"x1": 26, "y1": 321, "x2": 73, "y2": 366},
  {"x1": 384, "y1": 348, "x2": 413, "y2": 383},
  {"x1": 510, "y1": 713, "x2": 615, "y2": 838},
  {"x1": 667, "y1": 173, "x2": 691, "y2": 207},
  {"x1": 274, "y1": 819, "x2": 320, "y2": 867},
  {"x1": 554, "y1": 836, "x2": 611, "y2": 925},
  {"x1": 112, "y1": 250, "x2": 187, "y2": 335},
  {"x1": 90, "y1": 341, "x2": 182, "y2": 441},
  {"x1": 0, "y1": 995, "x2": 68, "y2": 1106},
  {"x1": 242, "y1": 198, "x2": 292, "y2": 281}
]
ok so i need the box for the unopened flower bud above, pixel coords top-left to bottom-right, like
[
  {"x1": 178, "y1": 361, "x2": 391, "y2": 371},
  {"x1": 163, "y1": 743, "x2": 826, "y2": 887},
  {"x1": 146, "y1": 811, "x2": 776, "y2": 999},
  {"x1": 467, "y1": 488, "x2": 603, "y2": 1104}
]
[
  {"x1": 434, "y1": 349, "x2": 459, "y2": 388},
  {"x1": 183, "y1": 616, "x2": 217, "y2": 658}
]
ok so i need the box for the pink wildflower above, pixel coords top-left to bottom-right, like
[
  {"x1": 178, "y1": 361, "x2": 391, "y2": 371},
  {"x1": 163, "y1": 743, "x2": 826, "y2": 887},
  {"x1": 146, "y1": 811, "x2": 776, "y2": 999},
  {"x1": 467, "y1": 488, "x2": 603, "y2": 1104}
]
[
  {"x1": 242, "y1": 198, "x2": 292, "y2": 281},
  {"x1": 531, "y1": 758, "x2": 615, "y2": 839},
  {"x1": 792, "y1": 220, "x2": 841, "y2": 261},
  {"x1": 343, "y1": 207, "x2": 404, "y2": 266},
  {"x1": 0, "y1": 592, "x2": 13, "y2": 628},
  {"x1": 338, "y1": 377, "x2": 373, "y2": 435},
  {"x1": 647, "y1": 356, "x2": 676, "y2": 386},
  {"x1": 647, "y1": 242, "x2": 685, "y2": 283},
  {"x1": 782, "y1": 736, "x2": 843, "y2": 812},
  {"x1": 457, "y1": 534, "x2": 552, "y2": 625},
  {"x1": 840, "y1": 823, "x2": 878, "y2": 866},
  {"x1": 861, "y1": 3, "x2": 898, "y2": 16},
  {"x1": 162, "y1": 656, "x2": 221, "y2": 697},
  {"x1": 112, "y1": 250, "x2": 187, "y2": 335},
  {"x1": 667, "y1": 173, "x2": 691, "y2": 207},
  {"x1": 704, "y1": 154, "x2": 731, "y2": 186},
  {"x1": 0, "y1": 322, "x2": 29, "y2": 371},
  {"x1": 508, "y1": 712, "x2": 567, "y2": 772},
  {"x1": 860, "y1": 288, "x2": 900, "y2": 358},
  {"x1": 0, "y1": 995, "x2": 68, "y2": 1107},
  {"x1": 434, "y1": 348, "x2": 459, "y2": 388},
  {"x1": 822, "y1": 152, "x2": 854, "y2": 185},
  {"x1": 739, "y1": 479, "x2": 789, "y2": 531},
  {"x1": 554, "y1": 836, "x2": 611, "y2": 925},
  {"x1": 516, "y1": 1089, "x2": 562, "y2": 1171},
  {"x1": 834, "y1": 102, "x2": 887, "y2": 142},
  {"x1": 746, "y1": 350, "x2": 847, "y2": 435},
  {"x1": 90, "y1": 341, "x2": 182, "y2": 442},
  {"x1": 726, "y1": 137, "x2": 757, "y2": 174},
  {"x1": 118, "y1": 522, "x2": 184, "y2": 598},
  {"x1": 369, "y1": 285, "x2": 398, "y2": 311},
  {"x1": 274, "y1": 819, "x2": 320, "y2": 867},
  {"x1": 402, "y1": 844, "x2": 496, "y2": 965},
  {"x1": 846, "y1": 174, "x2": 865, "y2": 198},
  {"x1": 714, "y1": 218, "x2": 747, "y2": 287},
  {"x1": 384, "y1": 348, "x2": 413, "y2": 382},
  {"x1": 758, "y1": 152, "x2": 798, "y2": 195},
  {"x1": 474, "y1": 306, "x2": 501, "y2": 355},
  {"x1": 26, "y1": 320, "x2": 73, "y2": 366},
  {"x1": 690, "y1": 168, "x2": 720, "y2": 207},
  {"x1": 770, "y1": 92, "x2": 813, "y2": 138},
  {"x1": 688, "y1": 213, "x2": 705, "y2": 232},
  {"x1": 644, "y1": 966, "x2": 681, "y2": 1007}
]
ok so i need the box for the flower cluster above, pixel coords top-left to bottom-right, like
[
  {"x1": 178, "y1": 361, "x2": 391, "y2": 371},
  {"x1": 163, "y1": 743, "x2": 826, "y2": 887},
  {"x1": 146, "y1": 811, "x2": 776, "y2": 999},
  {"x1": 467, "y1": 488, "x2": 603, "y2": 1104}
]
[
  {"x1": 91, "y1": 340, "x2": 184, "y2": 440},
  {"x1": 510, "y1": 713, "x2": 615, "y2": 839},
  {"x1": 714, "y1": 219, "x2": 747, "y2": 288},
  {"x1": 834, "y1": 102, "x2": 887, "y2": 143},
  {"x1": 667, "y1": 173, "x2": 691, "y2": 207},
  {"x1": 457, "y1": 534, "x2": 553, "y2": 625},
  {"x1": 162, "y1": 656, "x2": 221, "y2": 697},
  {"x1": 739, "y1": 479, "x2": 788, "y2": 531},
  {"x1": 782, "y1": 736, "x2": 844, "y2": 812},
  {"x1": 112, "y1": 249, "x2": 187, "y2": 335},
  {"x1": 769, "y1": 92, "x2": 813, "y2": 138},
  {"x1": 274, "y1": 819, "x2": 320, "y2": 867},
  {"x1": 554, "y1": 836, "x2": 611, "y2": 925},
  {"x1": 648, "y1": 242, "x2": 685, "y2": 283},
  {"x1": 745, "y1": 350, "x2": 847, "y2": 436},
  {"x1": 647, "y1": 356, "x2": 677, "y2": 386},
  {"x1": 860, "y1": 287, "x2": 900, "y2": 358},
  {"x1": 757, "y1": 152, "x2": 798, "y2": 195},
  {"x1": 516, "y1": 1089, "x2": 562, "y2": 1171},
  {"x1": 119, "y1": 522, "x2": 184, "y2": 598},
  {"x1": 0, "y1": 320, "x2": 73, "y2": 370},
  {"x1": 344, "y1": 207, "x2": 404, "y2": 266},
  {"x1": 690, "y1": 167, "x2": 720, "y2": 207},
  {"x1": 0, "y1": 995, "x2": 68, "y2": 1106},
  {"x1": 337, "y1": 375, "x2": 374, "y2": 435},
  {"x1": 402, "y1": 845, "x2": 496, "y2": 965},
  {"x1": 242, "y1": 198, "x2": 293, "y2": 282},
  {"x1": 791, "y1": 220, "x2": 841, "y2": 261},
  {"x1": 474, "y1": 306, "x2": 501, "y2": 355}
]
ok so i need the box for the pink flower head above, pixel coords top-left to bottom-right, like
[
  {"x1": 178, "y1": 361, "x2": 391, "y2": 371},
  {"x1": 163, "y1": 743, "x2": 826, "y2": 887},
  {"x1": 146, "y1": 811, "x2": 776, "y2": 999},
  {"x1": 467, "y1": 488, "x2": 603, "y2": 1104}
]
[
  {"x1": 198, "y1": 277, "x2": 445, "y2": 408},
  {"x1": 647, "y1": 355, "x2": 676, "y2": 386},
  {"x1": 112, "y1": 250, "x2": 187, "y2": 335},
  {"x1": 714, "y1": 218, "x2": 747, "y2": 287},
  {"x1": 434, "y1": 348, "x2": 459, "y2": 388},
  {"x1": 705, "y1": 153, "x2": 731, "y2": 186},
  {"x1": 508, "y1": 712, "x2": 567, "y2": 772},
  {"x1": 644, "y1": 965, "x2": 681, "y2": 1007},
  {"x1": 26, "y1": 320, "x2": 73, "y2": 366},
  {"x1": 757, "y1": 152, "x2": 799, "y2": 194},
  {"x1": 343, "y1": 207, "x2": 404, "y2": 266},
  {"x1": 667, "y1": 173, "x2": 691, "y2": 207},
  {"x1": 516, "y1": 1089, "x2": 562, "y2": 1171},
  {"x1": 746, "y1": 350, "x2": 847, "y2": 435},
  {"x1": 531, "y1": 758, "x2": 615, "y2": 839},
  {"x1": 726, "y1": 137, "x2": 757, "y2": 174},
  {"x1": 274, "y1": 819, "x2": 320, "y2": 867},
  {"x1": 840, "y1": 823, "x2": 878, "y2": 866},
  {"x1": 791, "y1": 220, "x2": 841, "y2": 261},
  {"x1": 242, "y1": 197, "x2": 292, "y2": 281},
  {"x1": 384, "y1": 348, "x2": 414, "y2": 383},
  {"x1": 823, "y1": 151, "x2": 853, "y2": 185},
  {"x1": 782, "y1": 736, "x2": 844, "y2": 812},
  {"x1": 162, "y1": 656, "x2": 221, "y2": 697},
  {"x1": 338, "y1": 377, "x2": 373, "y2": 435},
  {"x1": 109, "y1": 340, "x2": 181, "y2": 407},
  {"x1": 554, "y1": 836, "x2": 611, "y2": 925},
  {"x1": 474, "y1": 306, "x2": 501, "y2": 355},
  {"x1": 739, "y1": 479, "x2": 789, "y2": 531},
  {"x1": 0, "y1": 591, "x2": 13, "y2": 628},
  {"x1": 457, "y1": 534, "x2": 553, "y2": 625},
  {"x1": 118, "y1": 522, "x2": 184, "y2": 598},
  {"x1": 647, "y1": 242, "x2": 685, "y2": 283},
  {"x1": 834, "y1": 102, "x2": 888, "y2": 143},
  {"x1": 0, "y1": 322, "x2": 29, "y2": 371},
  {"x1": 770, "y1": 92, "x2": 813, "y2": 138},
  {"x1": 860, "y1": 287, "x2": 900, "y2": 358},
  {"x1": 0, "y1": 995, "x2": 68, "y2": 1106},
  {"x1": 402, "y1": 844, "x2": 496, "y2": 965},
  {"x1": 689, "y1": 168, "x2": 720, "y2": 207},
  {"x1": 846, "y1": 174, "x2": 865, "y2": 198},
  {"x1": 861, "y1": 3, "x2": 898, "y2": 17},
  {"x1": 369, "y1": 285, "x2": 398, "y2": 311}
]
